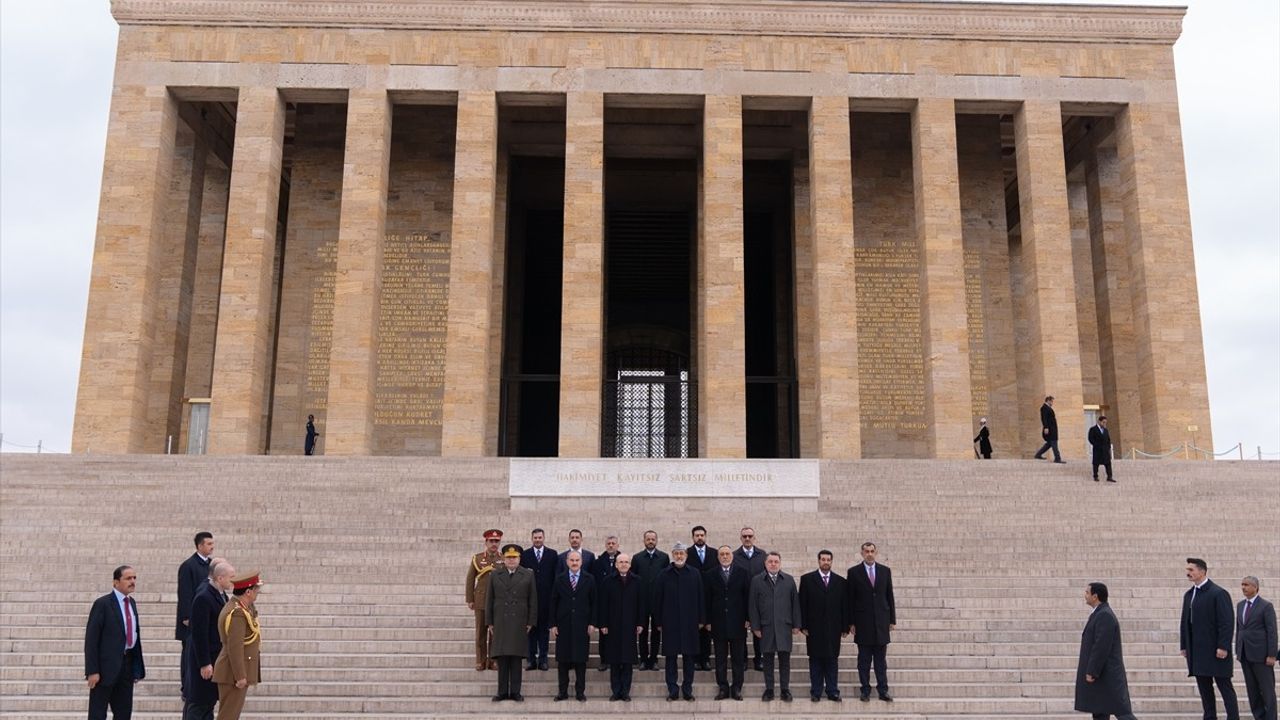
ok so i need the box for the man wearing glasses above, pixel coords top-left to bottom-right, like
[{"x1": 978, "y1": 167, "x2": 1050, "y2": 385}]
[{"x1": 733, "y1": 528, "x2": 768, "y2": 670}]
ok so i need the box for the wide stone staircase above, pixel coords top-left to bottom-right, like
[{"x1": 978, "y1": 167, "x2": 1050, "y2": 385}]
[{"x1": 0, "y1": 454, "x2": 1276, "y2": 718}]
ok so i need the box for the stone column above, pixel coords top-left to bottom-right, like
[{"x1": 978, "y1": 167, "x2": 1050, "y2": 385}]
[
  {"x1": 912, "y1": 98, "x2": 973, "y2": 458},
  {"x1": 1013, "y1": 100, "x2": 1085, "y2": 456},
  {"x1": 324, "y1": 89, "x2": 393, "y2": 454},
  {"x1": 558, "y1": 92, "x2": 605, "y2": 457},
  {"x1": 207, "y1": 87, "x2": 286, "y2": 454},
  {"x1": 72, "y1": 84, "x2": 178, "y2": 454},
  {"x1": 698, "y1": 95, "x2": 747, "y2": 458},
  {"x1": 1085, "y1": 146, "x2": 1144, "y2": 453},
  {"x1": 440, "y1": 91, "x2": 499, "y2": 456},
  {"x1": 791, "y1": 159, "x2": 820, "y2": 457},
  {"x1": 1114, "y1": 102, "x2": 1213, "y2": 453},
  {"x1": 808, "y1": 96, "x2": 860, "y2": 458}
]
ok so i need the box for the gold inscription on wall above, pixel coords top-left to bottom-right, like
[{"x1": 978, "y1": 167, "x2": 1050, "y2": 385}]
[
  {"x1": 964, "y1": 247, "x2": 989, "y2": 419},
  {"x1": 304, "y1": 239, "x2": 338, "y2": 408},
  {"x1": 374, "y1": 232, "x2": 449, "y2": 427},
  {"x1": 856, "y1": 242, "x2": 926, "y2": 431}
]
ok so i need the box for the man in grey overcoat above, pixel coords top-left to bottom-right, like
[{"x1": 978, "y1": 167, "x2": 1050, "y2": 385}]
[
  {"x1": 748, "y1": 551, "x2": 801, "y2": 702},
  {"x1": 1074, "y1": 582, "x2": 1136, "y2": 720},
  {"x1": 487, "y1": 544, "x2": 537, "y2": 702},
  {"x1": 1180, "y1": 558, "x2": 1239, "y2": 720}
]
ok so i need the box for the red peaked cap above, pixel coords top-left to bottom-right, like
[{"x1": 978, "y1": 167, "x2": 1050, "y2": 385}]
[{"x1": 232, "y1": 571, "x2": 261, "y2": 590}]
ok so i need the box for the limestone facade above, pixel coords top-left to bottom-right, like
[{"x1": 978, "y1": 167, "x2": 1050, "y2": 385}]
[{"x1": 73, "y1": 0, "x2": 1214, "y2": 458}]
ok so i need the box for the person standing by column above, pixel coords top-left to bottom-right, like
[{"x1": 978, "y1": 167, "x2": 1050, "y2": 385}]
[
  {"x1": 749, "y1": 551, "x2": 801, "y2": 702},
  {"x1": 654, "y1": 543, "x2": 704, "y2": 701},
  {"x1": 213, "y1": 571, "x2": 262, "y2": 720},
  {"x1": 1236, "y1": 576, "x2": 1277, "y2": 720},
  {"x1": 185, "y1": 559, "x2": 234, "y2": 720},
  {"x1": 488, "y1": 544, "x2": 536, "y2": 702},
  {"x1": 1074, "y1": 582, "x2": 1136, "y2": 720},
  {"x1": 519, "y1": 529, "x2": 556, "y2": 671},
  {"x1": 1180, "y1": 557, "x2": 1239, "y2": 720},
  {"x1": 304, "y1": 414, "x2": 319, "y2": 455},
  {"x1": 1089, "y1": 416, "x2": 1115, "y2": 482},
  {"x1": 974, "y1": 417, "x2": 992, "y2": 458},
  {"x1": 177, "y1": 532, "x2": 214, "y2": 704},
  {"x1": 1034, "y1": 395, "x2": 1065, "y2": 462},
  {"x1": 85, "y1": 565, "x2": 146, "y2": 720},
  {"x1": 598, "y1": 553, "x2": 643, "y2": 701},
  {"x1": 632, "y1": 530, "x2": 669, "y2": 671},
  {"x1": 705, "y1": 545, "x2": 749, "y2": 701},
  {"x1": 848, "y1": 541, "x2": 896, "y2": 702},
  {"x1": 465, "y1": 529, "x2": 503, "y2": 671},
  {"x1": 800, "y1": 550, "x2": 849, "y2": 702}
]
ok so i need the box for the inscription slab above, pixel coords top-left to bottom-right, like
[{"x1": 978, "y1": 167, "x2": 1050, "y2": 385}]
[{"x1": 509, "y1": 459, "x2": 820, "y2": 497}]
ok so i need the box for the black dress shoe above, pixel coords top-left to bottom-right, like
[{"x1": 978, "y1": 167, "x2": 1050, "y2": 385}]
[
  {"x1": 879, "y1": 691, "x2": 894, "y2": 702},
  {"x1": 731, "y1": 689, "x2": 743, "y2": 701},
  {"x1": 1053, "y1": 460, "x2": 1067, "y2": 464},
  {"x1": 609, "y1": 694, "x2": 620, "y2": 702},
  {"x1": 539, "y1": 661, "x2": 549, "y2": 671},
  {"x1": 525, "y1": 662, "x2": 537, "y2": 671},
  {"x1": 576, "y1": 693, "x2": 586, "y2": 702},
  {"x1": 828, "y1": 694, "x2": 842, "y2": 702},
  {"x1": 1093, "y1": 476, "x2": 1100, "y2": 482},
  {"x1": 491, "y1": 694, "x2": 506, "y2": 702},
  {"x1": 598, "y1": 663, "x2": 609, "y2": 671},
  {"x1": 753, "y1": 660, "x2": 764, "y2": 671},
  {"x1": 554, "y1": 693, "x2": 569, "y2": 701},
  {"x1": 761, "y1": 690, "x2": 774, "y2": 701},
  {"x1": 511, "y1": 694, "x2": 524, "y2": 702},
  {"x1": 667, "y1": 692, "x2": 679, "y2": 702},
  {"x1": 781, "y1": 689, "x2": 793, "y2": 702},
  {"x1": 1106, "y1": 478, "x2": 1117, "y2": 483},
  {"x1": 715, "y1": 689, "x2": 729, "y2": 700},
  {"x1": 810, "y1": 695, "x2": 821, "y2": 702},
  {"x1": 860, "y1": 692, "x2": 871, "y2": 702},
  {"x1": 621, "y1": 694, "x2": 631, "y2": 702}
]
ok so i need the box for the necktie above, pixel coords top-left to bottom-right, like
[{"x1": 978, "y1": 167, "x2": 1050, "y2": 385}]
[
  {"x1": 536, "y1": 548, "x2": 542, "y2": 562},
  {"x1": 869, "y1": 565, "x2": 876, "y2": 587},
  {"x1": 822, "y1": 574, "x2": 829, "y2": 588},
  {"x1": 769, "y1": 575, "x2": 777, "y2": 589},
  {"x1": 1243, "y1": 600, "x2": 1252, "y2": 624},
  {"x1": 571, "y1": 574, "x2": 578, "y2": 591},
  {"x1": 723, "y1": 568, "x2": 730, "y2": 582},
  {"x1": 124, "y1": 598, "x2": 134, "y2": 648},
  {"x1": 222, "y1": 592, "x2": 228, "y2": 603}
]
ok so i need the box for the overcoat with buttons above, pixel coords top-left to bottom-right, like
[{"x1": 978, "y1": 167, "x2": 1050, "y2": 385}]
[{"x1": 485, "y1": 566, "x2": 537, "y2": 658}]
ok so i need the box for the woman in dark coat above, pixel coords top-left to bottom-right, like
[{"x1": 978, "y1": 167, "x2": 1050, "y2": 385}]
[
  {"x1": 1075, "y1": 583, "x2": 1135, "y2": 719},
  {"x1": 597, "y1": 554, "x2": 644, "y2": 700}
]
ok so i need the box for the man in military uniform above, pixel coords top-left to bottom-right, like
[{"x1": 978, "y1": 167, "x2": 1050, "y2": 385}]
[
  {"x1": 466, "y1": 529, "x2": 503, "y2": 671},
  {"x1": 213, "y1": 570, "x2": 262, "y2": 720},
  {"x1": 488, "y1": 543, "x2": 537, "y2": 702}
]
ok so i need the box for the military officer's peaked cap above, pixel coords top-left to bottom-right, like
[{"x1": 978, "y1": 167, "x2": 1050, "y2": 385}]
[
  {"x1": 484, "y1": 529, "x2": 503, "y2": 540},
  {"x1": 232, "y1": 570, "x2": 262, "y2": 590},
  {"x1": 501, "y1": 543, "x2": 523, "y2": 558}
]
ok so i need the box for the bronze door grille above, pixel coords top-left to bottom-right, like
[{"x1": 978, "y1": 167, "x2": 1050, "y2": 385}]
[{"x1": 602, "y1": 348, "x2": 696, "y2": 458}]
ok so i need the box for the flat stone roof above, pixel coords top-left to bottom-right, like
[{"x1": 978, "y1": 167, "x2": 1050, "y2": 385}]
[{"x1": 110, "y1": 1, "x2": 1185, "y2": 44}]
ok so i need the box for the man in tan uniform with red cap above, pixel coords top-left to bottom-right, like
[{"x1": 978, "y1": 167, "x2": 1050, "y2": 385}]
[
  {"x1": 466, "y1": 529, "x2": 503, "y2": 670},
  {"x1": 213, "y1": 570, "x2": 261, "y2": 720}
]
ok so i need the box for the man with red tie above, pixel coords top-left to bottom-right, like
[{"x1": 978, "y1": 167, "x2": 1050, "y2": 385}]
[
  {"x1": 847, "y1": 541, "x2": 896, "y2": 702},
  {"x1": 85, "y1": 565, "x2": 147, "y2": 719}
]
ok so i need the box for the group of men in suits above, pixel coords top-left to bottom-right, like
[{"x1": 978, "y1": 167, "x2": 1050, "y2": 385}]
[{"x1": 479, "y1": 526, "x2": 898, "y2": 704}]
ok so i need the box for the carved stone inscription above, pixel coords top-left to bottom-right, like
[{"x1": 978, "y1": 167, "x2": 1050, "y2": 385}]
[
  {"x1": 856, "y1": 243, "x2": 926, "y2": 431},
  {"x1": 304, "y1": 239, "x2": 338, "y2": 406},
  {"x1": 374, "y1": 232, "x2": 449, "y2": 428},
  {"x1": 964, "y1": 246, "x2": 989, "y2": 419}
]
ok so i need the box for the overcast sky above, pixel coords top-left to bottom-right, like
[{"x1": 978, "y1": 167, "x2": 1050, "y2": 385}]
[{"x1": 1, "y1": 0, "x2": 1277, "y2": 456}]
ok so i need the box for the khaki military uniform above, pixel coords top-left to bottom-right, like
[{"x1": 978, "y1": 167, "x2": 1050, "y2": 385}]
[
  {"x1": 213, "y1": 599, "x2": 260, "y2": 720},
  {"x1": 466, "y1": 550, "x2": 501, "y2": 669}
]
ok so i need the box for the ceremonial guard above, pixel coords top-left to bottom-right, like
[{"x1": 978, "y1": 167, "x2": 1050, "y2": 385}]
[
  {"x1": 466, "y1": 529, "x2": 503, "y2": 670},
  {"x1": 213, "y1": 571, "x2": 262, "y2": 720}
]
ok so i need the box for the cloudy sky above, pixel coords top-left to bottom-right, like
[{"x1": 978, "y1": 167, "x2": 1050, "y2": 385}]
[{"x1": 1, "y1": 0, "x2": 1277, "y2": 456}]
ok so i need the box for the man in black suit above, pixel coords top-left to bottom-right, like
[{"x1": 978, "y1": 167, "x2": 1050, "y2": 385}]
[
  {"x1": 1034, "y1": 395, "x2": 1065, "y2": 463},
  {"x1": 1074, "y1": 582, "x2": 1136, "y2": 720},
  {"x1": 592, "y1": 535, "x2": 621, "y2": 672},
  {"x1": 176, "y1": 531, "x2": 214, "y2": 701},
  {"x1": 550, "y1": 551, "x2": 597, "y2": 702},
  {"x1": 184, "y1": 559, "x2": 233, "y2": 720},
  {"x1": 1088, "y1": 416, "x2": 1115, "y2": 482},
  {"x1": 733, "y1": 527, "x2": 767, "y2": 670},
  {"x1": 556, "y1": 529, "x2": 596, "y2": 577},
  {"x1": 800, "y1": 550, "x2": 849, "y2": 702},
  {"x1": 687, "y1": 525, "x2": 713, "y2": 670},
  {"x1": 704, "y1": 545, "x2": 750, "y2": 701},
  {"x1": 85, "y1": 565, "x2": 146, "y2": 720},
  {"x1": 1180, "y1": 557, "x2": 1239, "y2": 720},
  {"x1": 519, "y1": 528, "x2": 557, "y2": 671},
  {"x1": 1237, "y1": 576, "x2": 1277, "y2": 720},
  {"x1": 631, "y1": 529, "x2": 669, "y2": 670},
  {"x1": 848, "y1": 541, "x2": 896, "y2": 702}
]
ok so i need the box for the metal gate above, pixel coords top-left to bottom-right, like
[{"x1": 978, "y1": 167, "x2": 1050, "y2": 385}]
[{"x1": 602, "y1": 347, "x2": 696, "y2": 458}]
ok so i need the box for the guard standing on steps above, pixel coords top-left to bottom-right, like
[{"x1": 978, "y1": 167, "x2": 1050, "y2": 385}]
[{"x1": 466, "y1": 529, "x2": 504, "y2": 671}]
